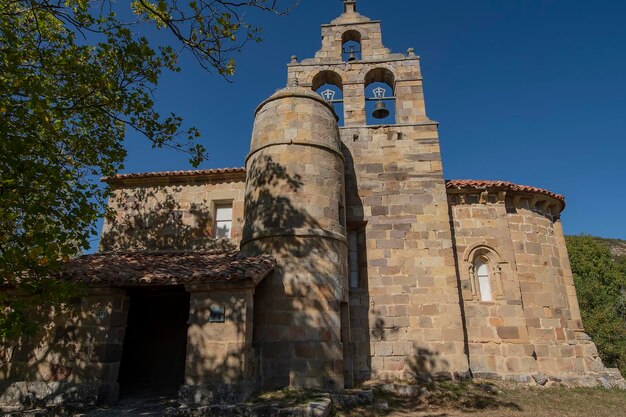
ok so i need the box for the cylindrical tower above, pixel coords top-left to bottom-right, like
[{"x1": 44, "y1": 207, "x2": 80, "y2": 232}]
[{"x1": 241, "y1": 87, "x2": 348, "y2": 390}]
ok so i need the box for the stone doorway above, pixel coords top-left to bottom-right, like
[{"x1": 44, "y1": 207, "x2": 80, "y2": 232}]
[{"x1": 117, "y1": 286, "x2": 190, "y2": 397}]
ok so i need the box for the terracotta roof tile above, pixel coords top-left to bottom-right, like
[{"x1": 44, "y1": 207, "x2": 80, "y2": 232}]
[
  {"x1": 59, "y1": 250, "x2": 275, "y2": 287},
  {"x1": 445, "y1": 179, "x2": 565, "y2": 206},
  {"x1": 102, "y1": 168, "x2": 246, "y2": 183}
]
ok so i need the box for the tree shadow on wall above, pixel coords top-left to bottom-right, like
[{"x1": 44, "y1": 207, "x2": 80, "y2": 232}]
[
  {"x1": 343, "y1": 142, "x2": 458, "y2": 387},
  {"x1": 100, "y1": 185, "x2": 237, "y2": 252},
  {"x1": 363, "y1": 345, "x2": 522, "y2": 415},
  {"x1": 242, "y1": 154, "x2": 350, "y2": 390},
  {"x1": 0, "y1": 294, "x2": 125, "y2": 410},
  {"x1": 182, "y1": 295, "x2": 257, "y2": 404},
  {"x1": 368, "y1": 309, "x2": 456, "y2": 384}
]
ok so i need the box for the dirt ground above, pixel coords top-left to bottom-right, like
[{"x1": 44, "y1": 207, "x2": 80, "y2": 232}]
[
  {"x1": 74, "y1": 392, "x2": 177, "y2": 417},
  {"x1": 72, "y1": 383, "x2": 626, "y2": 417},
  {"x1": 336, "y1": 384, "x2": 626, "y2": 417}
]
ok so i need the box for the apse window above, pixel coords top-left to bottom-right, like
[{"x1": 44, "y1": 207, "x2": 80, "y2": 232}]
[
  {"x1": 475, "y1": 260, "x2": 493, "y2": 302},
  {"x1": 214, "y1": 204, "x2": 233, "y2": 239}
]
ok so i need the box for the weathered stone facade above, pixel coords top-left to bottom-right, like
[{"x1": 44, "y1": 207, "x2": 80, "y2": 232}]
[
  {"x1": 2, "y1": 1, "x2": 624, "y2": 411},
  {"x1": 0, "y1": 288, "x2": 128, "y2": 410},
  {"x1": 101, "y1": 168, "x2": 246, "y2": 252},
  {"x1": 447, "y1": 181, "x2": 605, "y2": 383},
  {"x1": 241, "y1": 88, "x2": 349, "y2": 390}
]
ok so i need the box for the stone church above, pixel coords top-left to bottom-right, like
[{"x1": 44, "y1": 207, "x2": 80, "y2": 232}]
[{"x1": 2, "y1": 0, "x2": 624, "y2": 408}]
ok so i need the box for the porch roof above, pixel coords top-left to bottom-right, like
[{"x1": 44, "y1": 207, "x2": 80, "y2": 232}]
[{"x1": 59, "y1": 250, "x2": 275, "y2": 287}]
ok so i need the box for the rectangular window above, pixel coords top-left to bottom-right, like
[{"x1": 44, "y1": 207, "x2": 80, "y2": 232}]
[
  {"x1": 349, "y1": 230, "x2": 359, "y2": 288},
  {"x1": 209, "y1": 305, "x2": 226, "y2": 323},
  {"x1": 214, "y1": 204, "x2": 233, "y2": 239}
]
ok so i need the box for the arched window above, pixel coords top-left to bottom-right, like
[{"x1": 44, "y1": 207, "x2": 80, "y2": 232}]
[
  {"x1": 475, "y1": 259, "x2": 493, "y2": 302},
  {"x1": 312, "y1": 70, "x2": 344, "y2": 125},
  {"x1": 466, "y1": 245, "x2": 504, "y2": 302},
  {"x1": 364, "y1": 68, "x2": 396, "y2": 125},
  {"x1": 342, "y1": 30, "x2": 362, "y2": 62}
]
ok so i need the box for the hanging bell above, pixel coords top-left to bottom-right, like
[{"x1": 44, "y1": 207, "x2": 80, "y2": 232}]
[
  {"x1": 348, "y1": 51, "x2": 357, "y2": 62},
  {"x1": 372, "y1": 100, "x2": 390, "y2": 119}
]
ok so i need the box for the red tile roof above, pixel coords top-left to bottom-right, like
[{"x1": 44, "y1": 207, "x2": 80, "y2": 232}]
[
  {"x1": 102, "y1": 168, "x2": 246, "y2": 183},
  {"x1": 59, "y1": 250, "x2": 275, "y2": 287},
  {"x1": 445, "y1": 179, "x2": 565, "y2": 206}
]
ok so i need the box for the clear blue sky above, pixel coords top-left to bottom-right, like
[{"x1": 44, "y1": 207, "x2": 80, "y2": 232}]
[{"x1": 116, "y1": 0, "x2": 626, "y2": 240}]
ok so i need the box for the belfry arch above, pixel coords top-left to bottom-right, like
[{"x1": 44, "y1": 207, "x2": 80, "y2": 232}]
[
  {"x1": 312, "y1": 70, "x2": 345, "y2": 124},
  {"x1": 342, "y1": 30, "x2": 362, "y2": 62},
  {"x1": 364, "y1": 68, "x2": 396, "y2": 125}
]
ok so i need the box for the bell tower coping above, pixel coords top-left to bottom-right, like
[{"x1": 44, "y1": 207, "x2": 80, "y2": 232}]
[
  {"x1": 320, "y1": 20, "x2": 382, "y2": 28},
  {"x1": 344, "y1": 0, "x2": 357, "y2": 14}
]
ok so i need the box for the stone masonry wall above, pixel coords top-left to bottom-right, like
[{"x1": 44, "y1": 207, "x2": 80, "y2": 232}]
[
  {"x1": 449, "y1": 193, "x2": 540, "y2": 380},
  {"x1": 341, "y1": 124, "x2": 469, "y2": 384},
  {"x1": 184, "y1": 287, "x2": 254, "y2": 387},
  {"x1": 286, "y1": 5, "x2": 469, "y2": 384},
  {"x1": 506, "y1": 199, "x2": 603, "y2": 378},
  {"x1": 0, "y1": 288, "x2": 128, "y2": 407},
  {"x1": 448, "y1": 189, "x2": 625, "y2": 387},
  {"x1": 101, "y1": 175, "x2": 245, "y2": 252},
  {"x1": 241, "y1": 88, "x2": 349, "y2": 390}
]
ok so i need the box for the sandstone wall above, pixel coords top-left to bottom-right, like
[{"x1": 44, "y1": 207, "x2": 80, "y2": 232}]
[
  {"x1": 285, "y1": 5, "x2": 470, "y2": 385},
  {"x1": 0, "y1": 289, "x2": 128, "y2": 405},
  {"x1": 507, "y1": 200, "x2": 599, "y2": 377},
  {"x1": 101, "y1": 174, "x2": 245, "y2": 252},
  {"x1": 241, "y1": 88, "x2": 349, "y2": 390},
  {"x1": 448, "y1": 188, "x2": 622, "y2": 385},
  {"x1": 184, "y1": 287, "x2": 255, "y2": 386},
  {"x1": 340, "y1": 124, "x2": 469, "y2": 384}
]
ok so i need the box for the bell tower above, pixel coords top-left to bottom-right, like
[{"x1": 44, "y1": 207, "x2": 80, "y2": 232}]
[
  {"x1": 287, "y1": 1, "x2": 471, "y2": 383},
  {"x1": 288, "y1": 0, "x2": 429, "y2": 127}
]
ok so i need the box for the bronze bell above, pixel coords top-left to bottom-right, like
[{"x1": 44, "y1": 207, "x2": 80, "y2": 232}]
[
  {"x1": 372, "y1": 100, "x2": 390, "y2": 119},
  {"x1": 348, "y1": 52, "x2": 357, "y2": 62}
]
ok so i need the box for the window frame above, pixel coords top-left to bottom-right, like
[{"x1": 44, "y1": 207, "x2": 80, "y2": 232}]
[
  {"x1": 213, "y1": 203, "x2": 233, "y2": 239},
  {"x1": 347, "y1": 224, "x2": 367, "y2": 290},
  {"x1": 475, "y1": 259, "x2": 493, "y2": 302}
]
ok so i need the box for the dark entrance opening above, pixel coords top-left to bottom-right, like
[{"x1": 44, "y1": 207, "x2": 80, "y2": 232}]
[{"x1": 118, "y1": 285, "x2": 190, "y2": 397}]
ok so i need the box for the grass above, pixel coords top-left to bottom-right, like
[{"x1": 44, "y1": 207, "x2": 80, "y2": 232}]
[
  {"x1": 333, "y1": 381, "x2": 626, "y2": 417},
  {"x1": 251, "y1": 386, "x2": 328, "y2": 407}
]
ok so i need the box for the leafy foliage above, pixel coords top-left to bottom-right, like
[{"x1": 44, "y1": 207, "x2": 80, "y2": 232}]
[
  {"x1": 0, "y1": 0, "x2": 289, "y2": 338},
  {"x1": 566, "y1": 235, "x2": 626, "y2": 374}
]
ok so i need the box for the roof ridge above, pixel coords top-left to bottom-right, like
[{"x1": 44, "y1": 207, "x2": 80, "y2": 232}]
[
  {"x1": 445, "y1": 179, "x2": 565, "y2": 204},
  {"x1": 59, "y1": 250, "x2": 276, "y2": 287},
  {"x1": 102, "y1": 167, "x2": 246, "y2": 182}
]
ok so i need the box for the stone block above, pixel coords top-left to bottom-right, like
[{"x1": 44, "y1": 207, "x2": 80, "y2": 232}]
[
  {"x1": 178, "y1": 384, "x2": 248, "y2": 407},
  {"x1": 496, "y1": 326, "x2": 520, "y2": 340},
  {"x1": 0, "y1": 382, "x2": 100, "y2": 411}
]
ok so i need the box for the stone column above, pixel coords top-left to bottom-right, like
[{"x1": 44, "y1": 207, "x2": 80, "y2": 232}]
[
  {"x1": 344, "y1": 83, "x2": 367, "y2": 126},
  {"x1": 84, "y1": 288, "x2": 129, "y2": 403}
]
